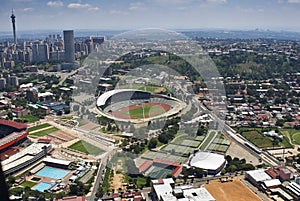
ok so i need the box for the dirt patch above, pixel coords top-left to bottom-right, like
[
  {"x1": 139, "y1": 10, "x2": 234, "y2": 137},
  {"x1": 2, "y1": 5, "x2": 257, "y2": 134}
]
[
  {"x1": 110, "y1": 172, "x2": 125, "y2": 192},
  {"x1": 204, "y1": 178, "x2": 261, "y2": 201}
]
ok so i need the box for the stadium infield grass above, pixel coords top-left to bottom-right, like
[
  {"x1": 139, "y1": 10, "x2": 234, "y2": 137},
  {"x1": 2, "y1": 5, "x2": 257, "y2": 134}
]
[
  {"x1": 68, "y1": 140, "x2": 105, "y2": 156},
  {"x1": 123, "y1": 104, "x2": 166, "y2": 119}
]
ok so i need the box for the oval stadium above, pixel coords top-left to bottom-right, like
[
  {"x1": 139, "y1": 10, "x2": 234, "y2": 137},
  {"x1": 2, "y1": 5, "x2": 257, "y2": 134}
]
[{"x1": 96, "y1": 89, "x2": 186, "y2": 123}]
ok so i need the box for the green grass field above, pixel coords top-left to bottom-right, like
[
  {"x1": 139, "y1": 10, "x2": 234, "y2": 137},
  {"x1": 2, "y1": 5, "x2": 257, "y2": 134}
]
[
  {"x1": 21, "y1": 181, "x2": 37, "y2": 188},
  {"x1": 281, "y1": 129, "x2": 300, "y2": 145},
  {"x1": 20, "y1": 115, "x2": 39, "y2": 123},
  {"x1": 241, "y1": 130, "x2": 273, "y2": 148},
  {"x1": 28, "y1": 123, "x2": 52, "y2": 132},
  {"x1": 29, "y1": 127, "x2": 59, "y2": 137},
  {"x1": 199, "y1": 131, "x2": 216, "y2": 150},
  {"x1": 121, "y1": 104, "x2": 167, "y2": 119},
  {"x1": 68, "y1": 140, "x2": 105, "y2": 156}
]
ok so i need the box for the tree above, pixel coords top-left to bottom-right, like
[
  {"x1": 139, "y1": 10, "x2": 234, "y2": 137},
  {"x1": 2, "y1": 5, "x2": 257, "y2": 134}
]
[{"x1": 148, "y1": 138, "x2": 157, "y2": 150}]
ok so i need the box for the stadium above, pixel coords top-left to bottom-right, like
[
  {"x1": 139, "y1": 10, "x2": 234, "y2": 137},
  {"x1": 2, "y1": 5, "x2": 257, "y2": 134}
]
[
  {"x1": 96, "y1": 89, "x2": 186, "y2": 123},
  {"x1": 188, "y1": 151, "x2": 226, "y2": 175},
  {"x1": 0, "y1": 119, "x2": 28, "y2": 152}
]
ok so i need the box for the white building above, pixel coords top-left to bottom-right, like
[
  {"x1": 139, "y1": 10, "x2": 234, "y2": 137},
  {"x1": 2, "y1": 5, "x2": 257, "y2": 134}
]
[
  {"x1": 151, "y1": 178, "x2": 215, "y2": 201},
  {"x1": 245, "y1": 169, "x2": 271, "y2": 187},
  {"x1": 189, "y1": 151, "x2": 226, "y2": 175}
]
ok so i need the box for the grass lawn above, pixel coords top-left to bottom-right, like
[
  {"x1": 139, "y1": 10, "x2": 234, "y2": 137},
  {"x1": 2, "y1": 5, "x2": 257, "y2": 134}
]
[
  {"x1": 281, "y1": 129, "x2": 300, "y2": 145},
  {"x1": 121, "y1": 104, "x2": 167, "y2": 119},
  {"x1": 20, "y1": 115, "x2": 39, "y2": 123},
  {"x1": 241, "y1": 130, "x2": 274, "y2": 148},
  {"x1": 30, "y1": 127, "x2": 59, "y2": 137},
  {"x1": 21, "y1": 181, "x2": 37, "y2": 188},
  {"x1": 68, "y1": 140, "x2": 105, "y2": 156},
  {"x1": 199, "y1": 131, "x2": 216, "y2": 150},
  {"x1": 28, "y1": 123, "x2": 52, "y2": 132}
]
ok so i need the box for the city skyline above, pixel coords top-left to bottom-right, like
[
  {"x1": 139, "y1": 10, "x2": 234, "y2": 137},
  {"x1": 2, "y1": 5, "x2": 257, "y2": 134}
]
[{"x1": 1, "y1": 0, "x2": 300, "y2": 33}]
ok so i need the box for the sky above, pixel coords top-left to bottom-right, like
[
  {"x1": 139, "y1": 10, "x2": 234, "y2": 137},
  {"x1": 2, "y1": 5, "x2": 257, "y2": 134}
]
[{"x1": 1, "y1": 0, "x2": 300, "y2": 32}]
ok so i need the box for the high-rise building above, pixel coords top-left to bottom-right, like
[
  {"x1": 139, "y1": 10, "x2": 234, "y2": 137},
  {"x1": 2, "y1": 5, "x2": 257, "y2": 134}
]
[
  {"x1": 0, "y1": 78, "x2": 6, "y2": 90},
  {"x1": 11, "y1": 10, "x2": 17, "y2": 45},
  {"x1": 7, "y1": 76, "x2": 19, "y2": 87},
  {"x1": 63, "y1": 30, "x2": 75, "y2": 63}
]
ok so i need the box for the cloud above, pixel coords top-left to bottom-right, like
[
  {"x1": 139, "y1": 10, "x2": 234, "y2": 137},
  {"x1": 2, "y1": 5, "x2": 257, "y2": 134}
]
[
  {"x1": 129, "y1": 2, "x2": 144, "y2": 10},
  {"x1": 287, "y1": 0, "x2": 300, "y2": 3},
  {"x1": 67, "y1": 3, "x2": 91, "y2": 9},
  {"x1": 23, "y1": 7, "x2": 33, "y2": 12},
  {"x1": 47, "y1": 1, "x2": 63, "y2": 7},
  {"x1": 110, "y1": 9, "x2": 129, "y2": 15},
  {"x1": 206, "y1": 0, "x2": 227, "y2": 4},
  {"x1": 88, "y1": 7, "x2": 99, "y2": 11}
]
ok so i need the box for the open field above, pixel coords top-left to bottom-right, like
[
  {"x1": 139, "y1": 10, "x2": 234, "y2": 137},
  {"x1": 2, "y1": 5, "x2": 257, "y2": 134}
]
[
  {"x1": 28, "y1": 123, "x2": 52, "y2": 132},
  {"x1": 29, "y1": 127, "x2": 59, "y2": 137},
  {"x1": 111, "y1": 102, "x2": 170, "y2": 119},
  {"x1": 205, "y1": 179, "x2": 261, "y2": 201},
  {"x1": 21, "y1": 181, "x2": 37, "y2": 188},
  {"x1": 281, "y1": 129, "x2": 300, "y2": 145},
  {"x1": 68, "y1": 140, "x2": 105, "y2": 156},
  {"x1": 241, "y1": 130, "x2": 273, "y2": 148},
  {"x1": 240, "y1": 129, "x2": 292, "y2": 148},
  {"x1": 20, "y1": 115, "x2": 39, "y2": 123}
]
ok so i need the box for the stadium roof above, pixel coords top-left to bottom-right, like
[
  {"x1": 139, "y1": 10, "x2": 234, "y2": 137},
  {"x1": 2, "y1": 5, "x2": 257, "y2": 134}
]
[
  {"x1": 0, "y1": 119, "x2": 27, "y2": 130},
  {"x1": 96, "y1": 89, "x2": 150, "y2": 107},
  {"x1": 189, "y1": 151, "x2": 226, "y2": 171}
]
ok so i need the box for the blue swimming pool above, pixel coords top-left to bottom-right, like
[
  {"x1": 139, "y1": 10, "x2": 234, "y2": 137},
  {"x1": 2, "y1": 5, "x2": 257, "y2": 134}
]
[
  {"x1": 32, "y1": 182, "x2": 52, "y2": 192},
  {"x1": 37, "y1": 166, "x2": 69, "y2": 179}
]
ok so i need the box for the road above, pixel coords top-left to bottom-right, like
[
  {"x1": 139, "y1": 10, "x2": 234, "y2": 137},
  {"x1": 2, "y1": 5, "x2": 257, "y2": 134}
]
[{"x1": 192, "y1": 99, "x2": 281, "y2": 167}]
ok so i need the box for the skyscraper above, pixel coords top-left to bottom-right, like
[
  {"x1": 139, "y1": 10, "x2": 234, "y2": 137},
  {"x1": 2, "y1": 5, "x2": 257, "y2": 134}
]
[
  {"x1": 10, "y1": 10, "x2": 17, "y2": 45},
  {"x1": 63, "y1": 30, "x2": 75, "y2": 63}
]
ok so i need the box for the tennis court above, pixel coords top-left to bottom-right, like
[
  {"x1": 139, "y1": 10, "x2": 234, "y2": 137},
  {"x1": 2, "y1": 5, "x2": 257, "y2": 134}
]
[
  {"x1": 180, "y1": 139, "x2": 201, "y2": 147},
  {"x1": 142, "y1": 151, "x2": 188, "y2": 163},
  {"x1": 162, "y1": 144, "x2": 195, "y2": 155},
  {"x1": 147, "y1": 166, "x2": 174, "y2": 179}
]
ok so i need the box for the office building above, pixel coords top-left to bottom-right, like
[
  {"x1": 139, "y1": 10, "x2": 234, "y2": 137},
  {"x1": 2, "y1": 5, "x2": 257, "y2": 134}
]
[{"x1": 63, "y1": 30, "x2": 75, "y2": 63}]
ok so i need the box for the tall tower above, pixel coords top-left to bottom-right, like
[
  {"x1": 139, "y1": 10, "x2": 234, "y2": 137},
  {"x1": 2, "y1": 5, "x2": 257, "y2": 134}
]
[
  {"x1": 11, "y1": 10, "x2": 17, "y2": 45},
  {"x1": 63, "y1": 30, "x2": 75, "y2": 63}
]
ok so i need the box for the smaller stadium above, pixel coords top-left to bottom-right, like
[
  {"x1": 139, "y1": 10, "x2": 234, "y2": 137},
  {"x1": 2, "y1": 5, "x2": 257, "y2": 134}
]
[
  {"x1": 96, "y1": 89, "x2": 185, "y2": 123},
  {"x1": 188, "y1": 151, "x2": 226, "y2": 175}
]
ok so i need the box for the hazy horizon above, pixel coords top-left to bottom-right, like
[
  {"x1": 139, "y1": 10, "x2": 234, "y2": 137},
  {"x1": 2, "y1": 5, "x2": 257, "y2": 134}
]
[{"x1": 1, "y1": 0, "x2": 300, "y2": 33}]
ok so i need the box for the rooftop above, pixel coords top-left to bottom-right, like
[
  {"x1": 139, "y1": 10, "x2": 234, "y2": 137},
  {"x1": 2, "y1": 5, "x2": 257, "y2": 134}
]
[{"x1": 189, "y1": 151, "x2": 226, "y2": 171}]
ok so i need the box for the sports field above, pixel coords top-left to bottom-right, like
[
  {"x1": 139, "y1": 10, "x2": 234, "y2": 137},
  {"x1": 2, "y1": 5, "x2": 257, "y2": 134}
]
[
  {"x1": 205, "y1": 179, "x2": 261, "y2": 201},
  {"x1": 29, "y1": 127, "x2": 59, "y2": 138},
  {"x1": 68, "y1": 140, "x2": 105, "y2": 156},
  {"x1": 147, "y1": 166, "x2": 174, "y2": 179},
  {"x1": 111, "y1": 102, "x2": 170, "y2": 119},
  {"x1": 28, "y1": 123, "x2": 52, "y2": 132}
]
